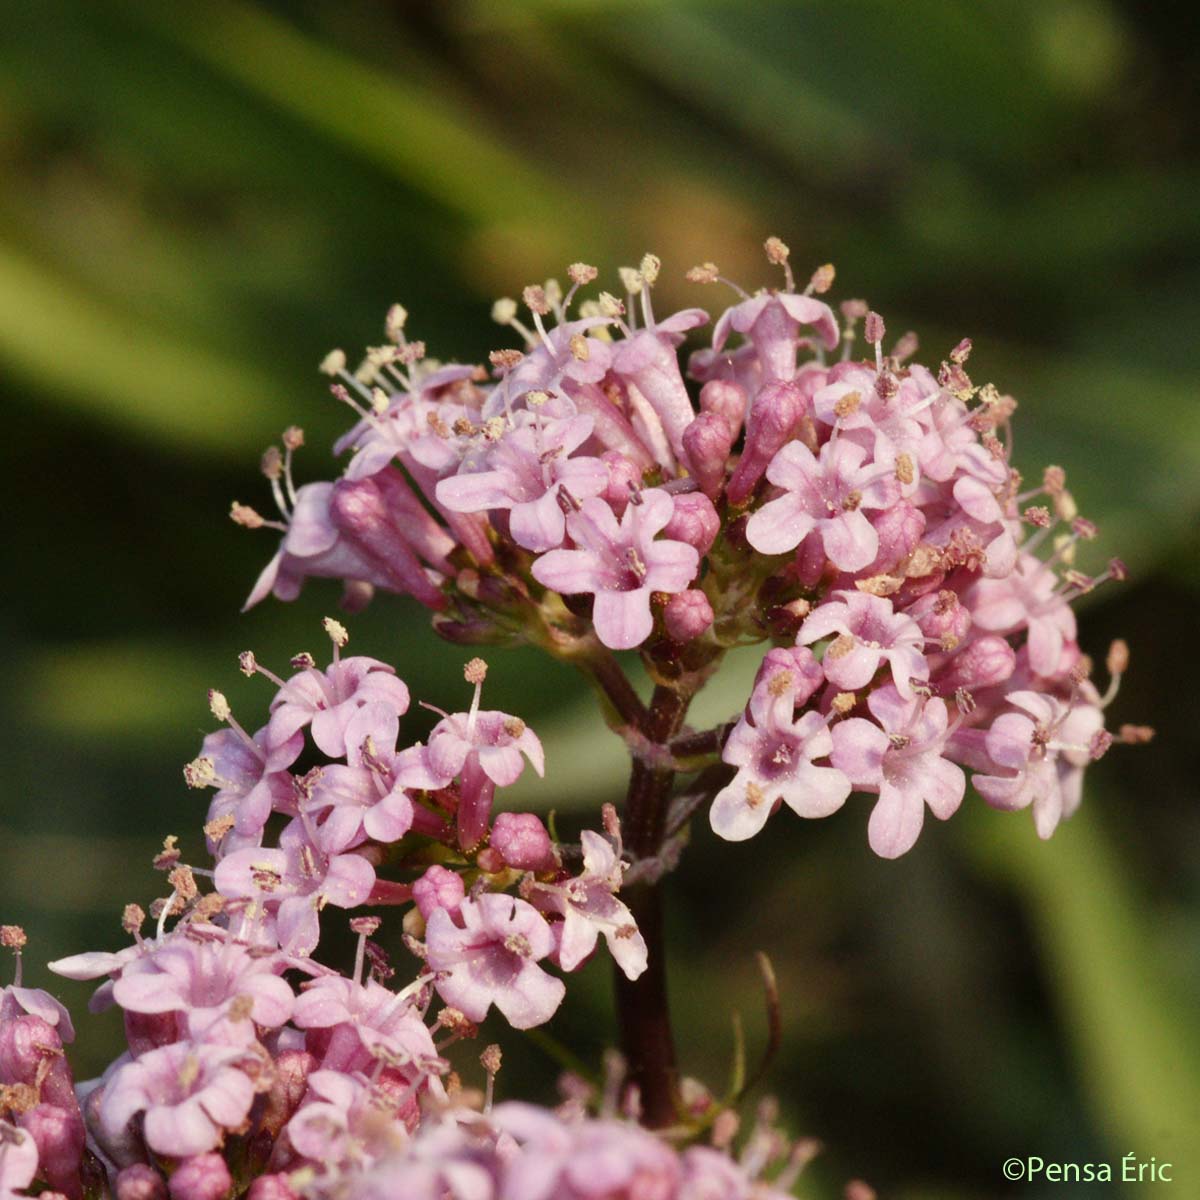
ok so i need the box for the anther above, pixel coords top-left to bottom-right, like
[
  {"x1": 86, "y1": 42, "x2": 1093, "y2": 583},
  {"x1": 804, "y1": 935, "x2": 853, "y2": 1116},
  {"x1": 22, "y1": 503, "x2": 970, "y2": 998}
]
[
  {"x1": 686, "y1": 262, "x2": 720, "y2": 284},
  {"x1": 384, "y1": 303, "x2": 408, "y2": 341},
  {"x1": 522, "y1": 285, "x2": 550, "y2": 316},
  {"x1": 319, "y1": 349, "x2": 347, "y2": 376},
  {"x1": 229, "y1": 501, "x2": 265, "y2": 529},
  {"x1": 809, "y1": 263, "x2": 835, "y2": 294}
]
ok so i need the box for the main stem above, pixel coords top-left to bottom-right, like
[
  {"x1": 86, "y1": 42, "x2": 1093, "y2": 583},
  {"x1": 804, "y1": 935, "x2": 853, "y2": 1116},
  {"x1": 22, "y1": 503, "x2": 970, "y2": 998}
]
[{"x1": 614, "y1": 683, "x2": 690, "y2": 1128}]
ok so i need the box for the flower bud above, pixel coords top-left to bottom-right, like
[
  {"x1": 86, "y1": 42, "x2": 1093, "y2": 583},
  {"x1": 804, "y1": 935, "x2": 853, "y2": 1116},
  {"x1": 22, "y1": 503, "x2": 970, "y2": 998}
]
[
  {"x1": 664, "y1": 590, "x2": 714, "y2": 643},
  {"x1": 868, "y1": 502, "x2": 926, "y2": 573},
  {"x1": 412, "y1": 865, "x2": 465, "y2": 920},
  {"x1": 663, "y1": 492, "x2": 720, "y2": 556},
  {"x1": 246, "y1": 1176, "x2": 299, "y2": 1200},
  {"x1": 681, "y1": 412, "x2": 735, "y2": 500},
  {"x1": 908, "y1": 589, "x2": 970, "y2": 644},
  {"x1": 20, "y1": 1103, "x2": 85, "y2": 1197},
  {"x1": 117, "y1": 1165, "x2": 168, "y2": 1200},
  {"x1": 726, "y1": 380, "x2": 804, "y2": 505},
  {"x1": 0, "y1": 1016, "x2": 76, "y2": 1111},
  {"x1": 258, "y1": 1049, "x2": 317, "y2": 1138},
  {"x1": 330, "y1": 477, "x2": 446, "y2": 609},
  {"x1": 490, "y1": 813, "x2": 556, "y2": 872},
  {"x1": 935, "y1": 635, "x2": 1015, "y2": 692},
  {"x1": 699, "y1": 380, "x2": 746, "y2": 438},
  {"x1": 167, "y1": 1154, "x2": 231, "y2": 1200}
]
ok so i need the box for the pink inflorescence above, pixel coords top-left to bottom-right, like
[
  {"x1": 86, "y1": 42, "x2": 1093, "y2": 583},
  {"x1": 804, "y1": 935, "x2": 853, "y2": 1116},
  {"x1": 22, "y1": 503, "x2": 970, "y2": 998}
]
[
  {"x1": 2, "y1": 240, "x2": 1144, "y2": 1198},
  {"x1": 237, "y1": 240, "x2": 1141, "y2": 860}
]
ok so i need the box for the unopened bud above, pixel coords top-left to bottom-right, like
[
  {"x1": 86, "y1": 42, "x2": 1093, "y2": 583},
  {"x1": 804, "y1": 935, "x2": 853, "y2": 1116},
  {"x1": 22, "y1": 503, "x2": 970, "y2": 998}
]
[
  {"x1": 490, "y1": 812, "x2": 555, "y2": 872},
  {"x1": 664, "y1": 590, "x2": 714, "y2": 643}
]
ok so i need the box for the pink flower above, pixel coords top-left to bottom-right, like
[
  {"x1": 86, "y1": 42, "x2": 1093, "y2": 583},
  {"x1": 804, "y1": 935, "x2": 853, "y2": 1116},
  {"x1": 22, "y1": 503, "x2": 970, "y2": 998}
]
[
  {"x1": 426, "y1": 687, "x2": 545, "y2": 851},
  {"x1": 292, "y1": 976, "x2": 438, "y2": 1073},
  {"x1": 192, "y1": 725, "x2": 302, "y2": 842},
  {"x1": 0, "y1": 1122, "x2": 38, "y2": 1200},
  {"x1": 491, "y1": 1102, "x2": 680, "y2": 1200},
  {"x1": 610, "y1": 308, "x2": 709, "y2": 469},
  {"x1": 968, "y1": 554, "x2": 1078, "y2": 677},
  {"x1": 213, "y1": 824, "x2": 376, "y2": 957},
  {"x1": 301, "y1": 704, "x2": 418, "y2": 853},
  {"x1": 971, "y1": 691, "x2": 1104, "y2": 838},
  {"x1": 425, "y1": 894, "x2": 565, "y2": 1030},
  {"x1": 99, "y1": 1042, "x2": 260, "y2": 1159},
  {"x1": 798, "y1": 591, "x2": 930, "y2": 699},
  {"x1": 532, "y1": 831, "x2": 647, "y2": 980},
  {"x1": 267, "y1": 655, "x2": 410, "y2": 758},
  {"x1": 831, "y1": 687, "x2": 965, "y2": 858},
  {"x1": 712, "y1": 292, "x2": 838, "y2": 383},
  {"x1": 709, "y1": 649, "x2": 850, "y2": 841},
  {"x1": 531, "y1": 489, "x2": 699, "y2": 651},
  {"x1": 111, "y1": 934, "x2": 293, "y2": 1041},
  {"x1": 437, "y1": 415, "x2": 608, "y2": 552},
  {"x1": 745, "y1": 437, "x2": 900, "y2": 570},
  {"x1": 243, "y1": 483, "x2": 394, "y2": 611}
]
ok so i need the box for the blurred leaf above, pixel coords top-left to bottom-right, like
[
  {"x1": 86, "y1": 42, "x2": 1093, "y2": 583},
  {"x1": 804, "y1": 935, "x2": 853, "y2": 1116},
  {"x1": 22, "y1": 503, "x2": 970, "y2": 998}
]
[
  {"x1": 0, "y1": 240, "x2": 279, "y2": 454},
  {"x1": 969, "y1": 804, "x2": 1200, "y2": 1173},
  {"x1": 121, "y1": 0, "x2": 590, "y2": 255}
]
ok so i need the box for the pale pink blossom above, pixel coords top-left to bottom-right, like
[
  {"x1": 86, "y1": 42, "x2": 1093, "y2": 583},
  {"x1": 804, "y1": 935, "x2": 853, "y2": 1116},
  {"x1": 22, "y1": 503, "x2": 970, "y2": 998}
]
[
  {"x1": 267, "y1": 655, "x2": 410, "y2": 758},
  {"x1": 745, "y1": 437, "x2": 900, "y2": 570},
  {"x1": 532, "y1": 831, "x2": 647, "y2": 980},
  {"x1": 798, "y1": 591, "x2": 929, "y2": 699},
  {"x1": 710, "y1": 649, "x2": 850, "y2": 841},
  {"x1": 831, "y1": 687, "x2": 965, "y2": 858},
  {"x1": 531, "y1": 489, "x2": 699, "y2": 651},
  {"x1": 437, "y1": 415, "x2": 608, "y2": 552},
  {"x1": 712, "y1": 291, "x2": 838, "y2": 383},
  {"x1": 970, "y1": 691, "x2": 1104, "y2": 838},
  {"x1": 425, "y1": 894, "x2": 564, "y2": 1030},
  {"x1": 111, "y1": 935, "x2": 293, "y2": 1041},
  {"x1": 213, "y1": 824, "x2": 375, "y2": 957},
  {"x1": 99, "y1": 1042, "x2": 259, "y2": 1159},
  {"x1": 968, "y1": 553, "x2": 1078, "y2": 677}
]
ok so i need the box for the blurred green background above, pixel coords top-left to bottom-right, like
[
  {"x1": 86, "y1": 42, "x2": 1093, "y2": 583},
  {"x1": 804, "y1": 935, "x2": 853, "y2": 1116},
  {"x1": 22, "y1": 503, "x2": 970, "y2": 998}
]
[{"x1": 2, "y1": 1, "x2": 1198, "y2": 1196}]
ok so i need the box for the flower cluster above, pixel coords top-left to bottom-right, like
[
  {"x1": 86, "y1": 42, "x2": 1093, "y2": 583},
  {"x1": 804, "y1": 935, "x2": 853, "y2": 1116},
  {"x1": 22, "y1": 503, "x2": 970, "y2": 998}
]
[
  {"x1": 236, "y1": 240, "x2": 1144, "y2": 860},
  {"x1": 0, "y1": 618, "x2": 696, "y2": 1199},
  {"x1": 2, "y1": 239, "x2": 1143, "y2": 1198}
]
